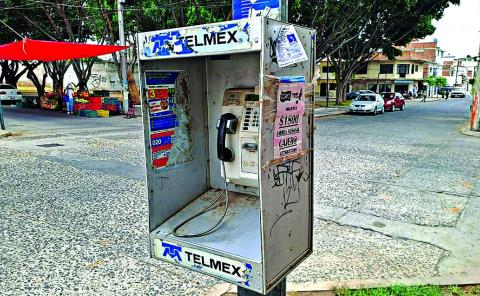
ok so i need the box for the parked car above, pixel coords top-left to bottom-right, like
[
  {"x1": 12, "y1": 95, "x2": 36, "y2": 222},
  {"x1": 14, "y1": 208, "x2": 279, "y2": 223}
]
[
  {"x1": 349, "y1": 94, "x2": 384, "y2": 115},
  {"x1": 450, "y1": 87, "x2": 466, "y2": 98},
  {"x1": 346, "y1": 89, "x2": 374, "y2": 100},
  {"x1": 381, "y1": 92, "x2": 406, "y2": 111},
  {"x1": 0, "y1": 84, "x2": 22, "y2": 103}
]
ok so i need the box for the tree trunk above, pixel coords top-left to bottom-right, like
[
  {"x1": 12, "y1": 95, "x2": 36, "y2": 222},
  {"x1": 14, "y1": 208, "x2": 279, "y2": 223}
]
[
  {"x1": 25, "y1": 62, "x2": 46, "y2": 98},
  {"x1": 2, "y1": 61, "x2": 28, "y2": 87},
  {"x1": 127, "y1": 70, "x2": 140, "y2": 104}
]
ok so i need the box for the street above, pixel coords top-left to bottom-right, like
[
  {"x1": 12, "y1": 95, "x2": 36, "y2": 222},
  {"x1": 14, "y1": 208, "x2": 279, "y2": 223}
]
[{"x1": 1, "y1": 97, "x2": 479, "y2": 295}]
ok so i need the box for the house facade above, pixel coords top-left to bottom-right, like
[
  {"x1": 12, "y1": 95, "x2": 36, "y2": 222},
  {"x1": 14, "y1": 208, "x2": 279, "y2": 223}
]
[{"x1": 316, "y1": 40, "x2": 446, "y2": 99}]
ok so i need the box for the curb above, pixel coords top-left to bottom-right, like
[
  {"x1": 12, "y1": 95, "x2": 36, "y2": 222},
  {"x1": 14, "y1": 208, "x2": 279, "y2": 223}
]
[
  {"x1": 461, "y1": 127, "x2": 480, "y2": 138},
  {"x1": 0, "y1": 131, "x2": 22, "y2": 138},
  {"x1": 0, "y1": 131, "x2": 13, "y2": 138},
  {"x1": 314, "y1": 108, "x2": 349, "y2": 118},
  {"x1": 205, "y1": 270, "x2": 480, "y2": 296}
]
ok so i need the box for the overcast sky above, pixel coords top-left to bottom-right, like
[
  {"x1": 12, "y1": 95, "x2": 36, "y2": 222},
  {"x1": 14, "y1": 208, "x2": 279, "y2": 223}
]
[{"x1": 422, "y1": 0, "x2": 480, "y2": 57}]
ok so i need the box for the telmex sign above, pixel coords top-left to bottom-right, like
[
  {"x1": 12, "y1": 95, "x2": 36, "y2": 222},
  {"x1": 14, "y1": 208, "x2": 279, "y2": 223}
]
[
  {"x1": 152, "y1": 239, "x2": 257, "y2": 287},
  {"x1": 138, "y1": 19, "x2": 262, "y2": 60}
]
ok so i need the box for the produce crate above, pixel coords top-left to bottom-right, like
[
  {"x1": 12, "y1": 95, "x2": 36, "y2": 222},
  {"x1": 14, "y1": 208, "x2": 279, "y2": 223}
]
[
  {"x1": 97, "y1": 110, "x2": 109, "y2": 117},
  {"x1": 102, "y1": 97, "x2": 119, "y2": 105},
  {"x1": 74, "y1": 103, "x2": 89, "y2": 111},
  {"x1": 102, "y1": 103, "x2": 117, "y2": 111},
  {"x1": 77, "y1": 110, "x2": 87, "y2": 117},
  {"x1": 86, "y1": 97, "x2": 102, "y2": 110},
  {"x1": 84, "y1": 110, "x2": 98, "y2": 118}
]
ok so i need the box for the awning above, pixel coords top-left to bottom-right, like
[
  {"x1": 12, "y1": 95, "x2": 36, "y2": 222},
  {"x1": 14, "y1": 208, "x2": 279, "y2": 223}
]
[
  {"x1": 0, "y1": 38, "x2": 129, "y2": 62},
  {"x1": 394, "y1": 80, "x2": 414, "y2": 85}
]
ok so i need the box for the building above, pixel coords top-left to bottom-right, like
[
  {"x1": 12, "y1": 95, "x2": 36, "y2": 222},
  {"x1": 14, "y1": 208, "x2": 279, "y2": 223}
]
[
  {"x1": 316, "y1": 40, "x2": 446, "y2": 99},
  {"x1": 443, "y1": 56, "x2": 477, "y2": 87}
]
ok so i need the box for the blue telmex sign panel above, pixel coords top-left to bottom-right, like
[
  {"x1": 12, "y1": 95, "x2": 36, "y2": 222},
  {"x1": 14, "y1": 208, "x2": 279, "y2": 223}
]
[{"x1": 232, "y1": 0, "x2": 280, "y2": 20}]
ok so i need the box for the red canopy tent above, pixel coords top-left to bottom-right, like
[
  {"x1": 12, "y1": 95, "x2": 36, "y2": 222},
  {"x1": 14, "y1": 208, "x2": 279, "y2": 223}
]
[
  {"x1": 0, "y1": 38, "x2": 129, "y2": 61},
  {"x1": 0, "y1": 38, "x2": 130, "y2": 130}
]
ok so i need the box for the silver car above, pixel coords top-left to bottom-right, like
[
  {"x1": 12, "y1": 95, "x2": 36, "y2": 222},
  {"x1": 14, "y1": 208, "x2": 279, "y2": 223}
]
[
  {"x1": 349, "y1": 94, "x2": 385, "y2": 115},
  {"x1": 0, "y1": 84, "x2": 22, "y2": 102}
]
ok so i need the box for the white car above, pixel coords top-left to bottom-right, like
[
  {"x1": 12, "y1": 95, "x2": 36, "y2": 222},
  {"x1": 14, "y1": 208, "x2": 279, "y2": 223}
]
[
  {"x1": 0, "y1": 84, "x2": 22, "y2": 102},
  {"x1": 349, "y1": 94, "x2": 384, "y2": 115},
  {"x1": 450, "y1": 87, "x2": 466, "y2": 98}
]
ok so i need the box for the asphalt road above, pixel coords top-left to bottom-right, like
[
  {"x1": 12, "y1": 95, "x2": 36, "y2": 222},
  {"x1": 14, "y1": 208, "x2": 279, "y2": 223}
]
[{"x1": 0, "y1": 97, "x2": 479, "y2": 295}]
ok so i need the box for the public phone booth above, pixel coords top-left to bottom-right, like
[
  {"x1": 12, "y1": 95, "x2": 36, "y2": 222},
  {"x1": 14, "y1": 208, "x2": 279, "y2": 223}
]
[{"x1": 137, "y1": 16, "x2": 315, "y2": 294}]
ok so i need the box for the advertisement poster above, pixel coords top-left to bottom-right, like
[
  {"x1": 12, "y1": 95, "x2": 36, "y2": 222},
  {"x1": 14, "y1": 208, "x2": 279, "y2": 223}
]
[
  {"x1": 273, "y1": 82, "x2": 305, "y2": 159},
  {"x1": 145, "y1": 71, "x2": 179, "y2": 169},
  {"x1": 276, "y1": 25, "x2": 308, "y2": 68}
]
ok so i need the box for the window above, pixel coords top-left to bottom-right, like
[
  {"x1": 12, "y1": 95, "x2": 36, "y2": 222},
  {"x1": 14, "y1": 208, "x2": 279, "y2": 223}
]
[
  {"x1": 380, "y1": 64, "x2": 394, "y2": 74},
  {"x1": 354, "y1": 63, "x2": 368, "y2": 74},
  {"x1": 415, "y1": 65, "x2": 419, "y2": 72},
  {"x1": 321, "y1": 66, "x2": 334, "y2": 73},
  {"x1": 411, "y1": 64, "x2": 415, "y2": 74},
  {"x1": 397, "y1": 64, "x2": 410, "y2": 78},
  {"x1": 0, "y1": 84, "x2": 15, "y2": 89}
]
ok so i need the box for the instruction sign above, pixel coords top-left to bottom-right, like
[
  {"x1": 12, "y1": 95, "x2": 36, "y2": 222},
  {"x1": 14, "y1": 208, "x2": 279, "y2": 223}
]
[
  {"x1": 146, "y1": 71, "x2": 179, "y2": 169},
  {"x1": 273, "y1": 82, "x2": 305, "y2": 159},
  {"x1": 233, "y1": 0, "x2": 281, "y2": 20},
  {"x1": 276, "y1": 25, "x2": 308, "y2": 68}
]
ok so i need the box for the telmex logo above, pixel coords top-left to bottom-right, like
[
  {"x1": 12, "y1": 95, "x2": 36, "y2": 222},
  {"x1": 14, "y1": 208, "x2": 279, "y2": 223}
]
[
  {"x1": 161, "y1": 242, "x2": 246, "y2": 278},
  {"x1": 162, "y1": 242, "x2": 182, "y2": 261}
]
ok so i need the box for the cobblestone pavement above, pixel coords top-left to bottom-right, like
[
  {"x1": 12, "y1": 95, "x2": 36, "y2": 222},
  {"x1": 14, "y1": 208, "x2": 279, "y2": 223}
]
[{"x1": 1, "y1": 97, "x2": 479, "y2": 295}]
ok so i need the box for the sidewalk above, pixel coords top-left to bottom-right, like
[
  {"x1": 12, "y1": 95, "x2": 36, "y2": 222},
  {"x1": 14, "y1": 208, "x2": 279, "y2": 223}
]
[
  {"x1": 461, "y1": 127, "x2": 480, "y2": 138},
  {"x1": 314, "y1": 107, "x2": 349, "y2": 117},
  {"x1": 409, "y1": 96, "x2": 444, "y2": 102}
]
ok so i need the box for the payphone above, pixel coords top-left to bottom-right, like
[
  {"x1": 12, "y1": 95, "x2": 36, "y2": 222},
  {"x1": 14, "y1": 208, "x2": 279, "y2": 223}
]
[
  {"x1": 219, "y1": 88, "x2": 260, "y2": 188},
  {"x1": 138, "y1": 16, "x2": 315, "y2": 294}
]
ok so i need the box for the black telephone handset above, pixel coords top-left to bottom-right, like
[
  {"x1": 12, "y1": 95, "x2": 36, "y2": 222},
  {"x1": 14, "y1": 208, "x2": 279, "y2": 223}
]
[{"x1": 216, "y1": 113, "x2": 238, "y2": 162}]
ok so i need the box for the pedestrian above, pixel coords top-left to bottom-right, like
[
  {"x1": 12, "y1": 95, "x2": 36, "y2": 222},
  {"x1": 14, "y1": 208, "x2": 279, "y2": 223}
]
[
  {"x1": 65, "y1": 83, "x2": 75, "y2": 115},
  {"x1": 445, "y1": 90, "x2": 450, "y2": 100},
  {"x1": 421, "y1": 90, "x2": 427, "y2": 102}
]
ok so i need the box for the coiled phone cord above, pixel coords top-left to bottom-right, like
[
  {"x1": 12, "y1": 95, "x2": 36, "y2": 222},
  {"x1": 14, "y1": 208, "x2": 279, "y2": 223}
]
[{"x1": 172, "y1": 161, "x2": 230, "y2": 238}]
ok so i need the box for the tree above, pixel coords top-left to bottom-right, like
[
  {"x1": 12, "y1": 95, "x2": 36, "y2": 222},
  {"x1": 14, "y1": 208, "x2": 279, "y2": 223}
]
[
  {"x1": 89, "y1": 0, "x2": 231, "y2": 103},
  {"x1": 294, "y1": 0, "x2": 460, "y2": 103}
]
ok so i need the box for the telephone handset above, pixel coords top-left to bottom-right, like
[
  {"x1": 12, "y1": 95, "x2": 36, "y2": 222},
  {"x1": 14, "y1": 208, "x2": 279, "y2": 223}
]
[
  {"x1": 216, "y1": 113, "x2": 238, "y2": 162},
  {"x1": 217, "y1": 88, "x2": 260, "y2": 189}
]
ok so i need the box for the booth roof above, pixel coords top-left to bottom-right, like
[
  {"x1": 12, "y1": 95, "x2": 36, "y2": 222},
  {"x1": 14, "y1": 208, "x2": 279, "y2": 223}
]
[{"x1": 0, "y1": 38, "x2": 129, "y2": 62}]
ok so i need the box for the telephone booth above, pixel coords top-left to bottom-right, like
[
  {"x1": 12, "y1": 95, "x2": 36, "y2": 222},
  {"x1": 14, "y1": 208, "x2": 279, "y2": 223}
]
[{"x1": 137, "y1": 17, "x2": 315, "y2": 294}]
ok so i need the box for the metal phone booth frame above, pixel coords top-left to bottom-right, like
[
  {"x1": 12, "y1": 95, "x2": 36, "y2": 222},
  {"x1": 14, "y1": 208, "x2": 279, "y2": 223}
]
[{"x1": 137, "y1": 17, "x2": 315, "y2": 294}]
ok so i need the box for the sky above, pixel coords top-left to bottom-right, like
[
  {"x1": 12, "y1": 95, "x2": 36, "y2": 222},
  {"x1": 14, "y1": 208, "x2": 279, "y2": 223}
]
[{"x1": 422, "y1": 0, "x2": 480, "y2": 58}]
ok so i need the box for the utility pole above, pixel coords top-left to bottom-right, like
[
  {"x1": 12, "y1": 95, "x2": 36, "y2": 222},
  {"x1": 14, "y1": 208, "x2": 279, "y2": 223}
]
[
  {"x1": 117, "y1": 0, "x2": 129, "y2": 114},
  {"x1": 326, "y1": 56, "x2": 330, "y2": 107},
  {"x1": 455, "y1": 58, "x2": 461, "y2": 86},
  {"x1": 0, "y1": 101, "x2": 5, "y2": 130}
]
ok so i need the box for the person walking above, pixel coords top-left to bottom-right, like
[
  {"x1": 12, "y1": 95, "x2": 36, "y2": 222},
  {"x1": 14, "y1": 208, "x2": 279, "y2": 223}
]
[{"x1": 65, "y1": 83, "x2": 75, "y2": 115}]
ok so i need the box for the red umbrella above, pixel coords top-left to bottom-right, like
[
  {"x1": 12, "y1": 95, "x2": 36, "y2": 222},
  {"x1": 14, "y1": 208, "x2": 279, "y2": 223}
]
[{"x1": 0, "y1": 38, "x2": 129, "y2": 61}]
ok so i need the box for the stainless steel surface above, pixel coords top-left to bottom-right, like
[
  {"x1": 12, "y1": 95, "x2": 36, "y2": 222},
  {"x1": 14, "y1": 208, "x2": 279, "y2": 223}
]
[
  {"x1": 139, "y1": 18, "x2": 315, "y2": 295},
  {"x1": 260, "y1": 19, "x2": 316, "y2": 290},
  {"x1": 140, "y1": 58, "x2": 210, "y2": 232},
  {"x1": 153, "y1": 189, "x2": 262, "y2": 261}
]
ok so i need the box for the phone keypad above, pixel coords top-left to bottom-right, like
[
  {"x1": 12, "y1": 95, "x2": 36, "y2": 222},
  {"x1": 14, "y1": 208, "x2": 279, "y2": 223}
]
[{"x1": 242, "y1": 107, "x2": 260, "y2": 131}]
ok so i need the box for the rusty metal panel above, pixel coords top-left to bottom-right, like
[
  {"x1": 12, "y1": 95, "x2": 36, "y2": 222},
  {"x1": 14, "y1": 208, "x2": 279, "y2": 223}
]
[{"x1": 260, "y1": 19, "x2": 315, "y2": 290}]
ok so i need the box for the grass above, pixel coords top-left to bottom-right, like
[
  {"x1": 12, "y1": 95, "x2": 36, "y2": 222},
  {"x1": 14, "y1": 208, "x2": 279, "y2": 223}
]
[{"x1": 334, "y1": 285, "x2": 480, "y2": 296}]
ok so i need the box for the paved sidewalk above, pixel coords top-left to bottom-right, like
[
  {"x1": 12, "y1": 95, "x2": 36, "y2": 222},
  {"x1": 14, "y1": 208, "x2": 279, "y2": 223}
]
[
  {"x1": 409, "y1": 96, "x2": 445, "y2": 103},
  {"x1": 314, "y1": 107, "x2": 349, "y2": 117},
  {"x1": 461, "y1": 127, "x2": 480, "y2": 138}
]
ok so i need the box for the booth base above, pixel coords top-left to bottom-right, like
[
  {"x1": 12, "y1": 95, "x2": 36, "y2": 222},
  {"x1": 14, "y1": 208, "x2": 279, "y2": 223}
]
[{"x1": 151, "y1": 189, "x2": 261, "y2": 262}]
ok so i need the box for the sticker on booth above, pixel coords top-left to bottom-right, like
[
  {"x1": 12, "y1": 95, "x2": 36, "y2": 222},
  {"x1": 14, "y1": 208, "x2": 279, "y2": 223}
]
[
  {"x1": 145, "y1": 71, "x2": 193, "y2": 170},
  {"x1": 276, "y1": 25, "x2": 308, "y2": 68},
  {"x1": 273, "y1": 82, "x2": 305, "y2": 159}
]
